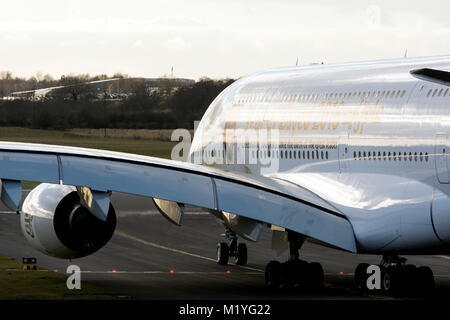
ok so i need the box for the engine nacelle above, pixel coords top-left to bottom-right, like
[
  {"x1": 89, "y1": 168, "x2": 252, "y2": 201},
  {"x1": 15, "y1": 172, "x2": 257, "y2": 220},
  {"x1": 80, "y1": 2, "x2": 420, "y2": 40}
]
[{"x1": 21, "y1": 183, "x2": 116, "y2": 259}]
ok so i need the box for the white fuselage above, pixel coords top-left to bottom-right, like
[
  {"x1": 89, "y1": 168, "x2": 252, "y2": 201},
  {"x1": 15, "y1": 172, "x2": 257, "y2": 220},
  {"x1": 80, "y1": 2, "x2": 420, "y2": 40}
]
[{"x1": 191, "y1": 56, "x2": 450, "y2": 254}]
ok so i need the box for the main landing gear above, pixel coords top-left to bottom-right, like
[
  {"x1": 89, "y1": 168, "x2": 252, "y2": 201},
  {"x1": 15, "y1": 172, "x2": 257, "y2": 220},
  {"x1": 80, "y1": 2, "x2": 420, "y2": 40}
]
[
  {"x1": 355, "y1": 255, "x2": 434, "y2": 296},
  {"x1": 216, "y1": 228, "x2": 248, "y2": 265},
  {"x1": 264, "y1": 232, "x2": 324, "y2": 290}
]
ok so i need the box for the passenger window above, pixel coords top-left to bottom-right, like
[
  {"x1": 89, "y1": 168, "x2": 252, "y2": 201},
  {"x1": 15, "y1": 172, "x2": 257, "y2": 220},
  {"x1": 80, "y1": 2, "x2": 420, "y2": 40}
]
[{"x1": 433, "y1": 89, "x2": 438, "y2": 97}]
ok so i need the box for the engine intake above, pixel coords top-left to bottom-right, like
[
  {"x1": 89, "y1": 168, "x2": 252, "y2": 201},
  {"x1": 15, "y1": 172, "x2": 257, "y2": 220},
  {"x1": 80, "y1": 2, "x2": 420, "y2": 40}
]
[{"x1": 21, "y1": 183, "x2": 116, "y2": 259}]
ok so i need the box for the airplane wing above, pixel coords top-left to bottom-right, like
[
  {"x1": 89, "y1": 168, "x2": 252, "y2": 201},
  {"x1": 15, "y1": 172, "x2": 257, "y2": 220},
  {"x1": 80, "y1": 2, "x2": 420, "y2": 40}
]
[
  {"x1": 0, "y1": 141, "x2": 357, "y2": 253},
  {"x1": 9, "y1": 78, "x2": 120, "y2": 97}
]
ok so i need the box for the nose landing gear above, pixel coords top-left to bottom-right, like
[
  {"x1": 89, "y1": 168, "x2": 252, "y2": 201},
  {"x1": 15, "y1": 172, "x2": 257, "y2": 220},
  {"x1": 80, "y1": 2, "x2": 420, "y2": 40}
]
[{"x1": 216, "y1": 228, "x2": 248, "y2": 265}]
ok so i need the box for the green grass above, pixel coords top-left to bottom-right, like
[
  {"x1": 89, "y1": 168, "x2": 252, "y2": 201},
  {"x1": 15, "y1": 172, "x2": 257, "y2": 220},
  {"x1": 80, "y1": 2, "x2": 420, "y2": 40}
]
[
  {"x1": 0, "y1": 254, "x2": 124, "y2": 300},
  {"x1": 0, "y1": 127, "x2": 177, "y2": 158}
]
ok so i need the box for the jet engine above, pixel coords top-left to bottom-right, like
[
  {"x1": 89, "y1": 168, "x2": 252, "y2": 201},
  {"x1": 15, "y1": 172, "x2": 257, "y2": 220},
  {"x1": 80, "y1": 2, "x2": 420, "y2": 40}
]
[{"x1": 20, "y1": 183, "x2": 116, "y2": 259}]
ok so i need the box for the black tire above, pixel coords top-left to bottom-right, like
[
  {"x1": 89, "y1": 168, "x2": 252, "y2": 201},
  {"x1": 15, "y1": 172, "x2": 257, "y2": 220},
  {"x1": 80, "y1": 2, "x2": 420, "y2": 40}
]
[
  {"x1": 354, "y1": 263, "x2": 370, "y2": 290},
  {"x1": 306, "y1": 262, "x2": 324, "y2": 290},
  {"x1": 265, "y1": 261, "x2": 281, "y2": 289},
  {"x1": 416, "y1": 266, "x2": 434, "y2": 296},
  {"x1": 280, "y1": 261, "x2": 296, "y2": 289},
  {"x1": 382, "y1": 266, "x2": 401, "y2": 295},
  {"x1": 402, "y1": 264, "x2": 417, "y2": 293},
  {"x1": 216, "y1": 242, "x2": 229, "y2": 265},
  {"x1": 235, "y1": 243, "x2": 247, "y2": 265}
]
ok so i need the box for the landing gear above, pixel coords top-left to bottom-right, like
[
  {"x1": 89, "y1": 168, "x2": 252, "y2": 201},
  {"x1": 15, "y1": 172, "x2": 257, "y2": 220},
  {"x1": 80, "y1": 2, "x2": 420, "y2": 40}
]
[
  {"x1": 264, "y1": 231, "x2": 324, "y2": 290},
  {"x1": 216, "y1": 228, "x2": 247, "y2": 265},
  {"x1": 217, "y1": 242, "x2": 229, "y2": 265},
  {"x1": 355, "y1": 255, "x2": 434, "y2": 296}
]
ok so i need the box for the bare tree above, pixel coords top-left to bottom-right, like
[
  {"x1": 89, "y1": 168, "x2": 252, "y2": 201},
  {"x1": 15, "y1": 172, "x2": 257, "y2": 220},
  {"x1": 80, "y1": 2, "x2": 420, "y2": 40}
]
[{"x1": 58, "y1": 74, "x2": 92, "y2": 101}]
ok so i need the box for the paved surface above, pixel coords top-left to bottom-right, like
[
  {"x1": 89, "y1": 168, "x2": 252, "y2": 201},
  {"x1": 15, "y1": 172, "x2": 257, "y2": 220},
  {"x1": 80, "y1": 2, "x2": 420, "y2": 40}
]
[{"x1": 1, "y1": 191, "x2": 450, "y2": 300}]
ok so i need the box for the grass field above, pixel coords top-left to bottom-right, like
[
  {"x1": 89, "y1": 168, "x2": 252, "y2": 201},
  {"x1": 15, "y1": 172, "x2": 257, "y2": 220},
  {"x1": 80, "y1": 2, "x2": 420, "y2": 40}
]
[
  {"x1": 0, "y1": 254, "x2": 123, "y2": 300},
  {"x1": 0, "y1": 127, "x2": 178, "y2": 158}
]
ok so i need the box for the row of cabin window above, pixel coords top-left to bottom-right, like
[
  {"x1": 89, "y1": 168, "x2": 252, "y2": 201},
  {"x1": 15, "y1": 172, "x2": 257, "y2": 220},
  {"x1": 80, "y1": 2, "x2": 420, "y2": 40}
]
[
  {"x1": 236, "y1": 89, "x2": 407, "y2": 105},
  {"x1": 353, "y1": 150, "x2": 429, "y2": 162},
  {"x1": 427, "y1": 87, "x2": 449, "y2": 98},
  {"x1": 253, "y1": 149, "x2": 329, "y2": 161}
]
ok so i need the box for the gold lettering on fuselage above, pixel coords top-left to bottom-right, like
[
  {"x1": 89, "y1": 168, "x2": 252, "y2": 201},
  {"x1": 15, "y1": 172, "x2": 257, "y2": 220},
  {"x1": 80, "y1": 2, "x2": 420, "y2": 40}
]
[{"x1": 243, "y1": 99, "x2": 384, "y2": 135}]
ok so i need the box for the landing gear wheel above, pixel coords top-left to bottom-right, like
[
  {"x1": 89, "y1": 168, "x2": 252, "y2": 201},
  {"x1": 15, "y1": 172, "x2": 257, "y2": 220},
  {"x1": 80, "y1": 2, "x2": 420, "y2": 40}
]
[
  {"x1": 217, "y1": 242, "x2": 229, "y2": 265},
  {"x1": 265, "y1": 261, "x2": 281, "y2": 289},
  {"x1": 402, "y1": 264, "x2": 417, "y2": 292},
  {"x1": 280, "y1": 260, "x2": 305, "y2": 289},
  {"x1": 416, "y1": 266, "x2": 434, "y2": 295},
  {"x1": 382, "y1": 266, "x2": 401, "y2": 295},
  {"x1": 354, "y1": 263, "x2": 370, "y2": 290},
  {"x1": 306, "y1": 262, "x2": 324, "y2": 290},
  {"x1": 235, "y1": 243, "x2": 247, "y2": 265}
]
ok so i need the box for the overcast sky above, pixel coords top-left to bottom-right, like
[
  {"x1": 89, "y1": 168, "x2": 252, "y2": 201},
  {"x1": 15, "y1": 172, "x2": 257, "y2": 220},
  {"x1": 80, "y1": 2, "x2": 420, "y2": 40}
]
[{"x1": 1, "y1": 0, "x2": 449, "y2": 80}]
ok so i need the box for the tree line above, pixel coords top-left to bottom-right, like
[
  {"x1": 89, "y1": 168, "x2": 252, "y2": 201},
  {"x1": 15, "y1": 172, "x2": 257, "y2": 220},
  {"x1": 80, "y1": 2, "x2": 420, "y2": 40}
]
[{"x1": 0, "y1": 72, "x2": 235, "y2": 130}]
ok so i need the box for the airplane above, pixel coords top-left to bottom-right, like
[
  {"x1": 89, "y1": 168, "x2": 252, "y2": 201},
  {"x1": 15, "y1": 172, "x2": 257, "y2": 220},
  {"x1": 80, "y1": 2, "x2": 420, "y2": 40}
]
[
  {"x1": 8, "y1": 78, "x2": 120, "y2": 100},
  {"x1": 1, "y1": 55, "x2": 450, "y2": 296}
]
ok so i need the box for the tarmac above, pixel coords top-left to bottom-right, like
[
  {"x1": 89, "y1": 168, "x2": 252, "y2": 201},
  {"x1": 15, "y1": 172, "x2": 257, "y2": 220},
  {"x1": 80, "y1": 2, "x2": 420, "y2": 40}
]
[{"x1": 1, "y1": 191, "x2": 450, "y2": 300}]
